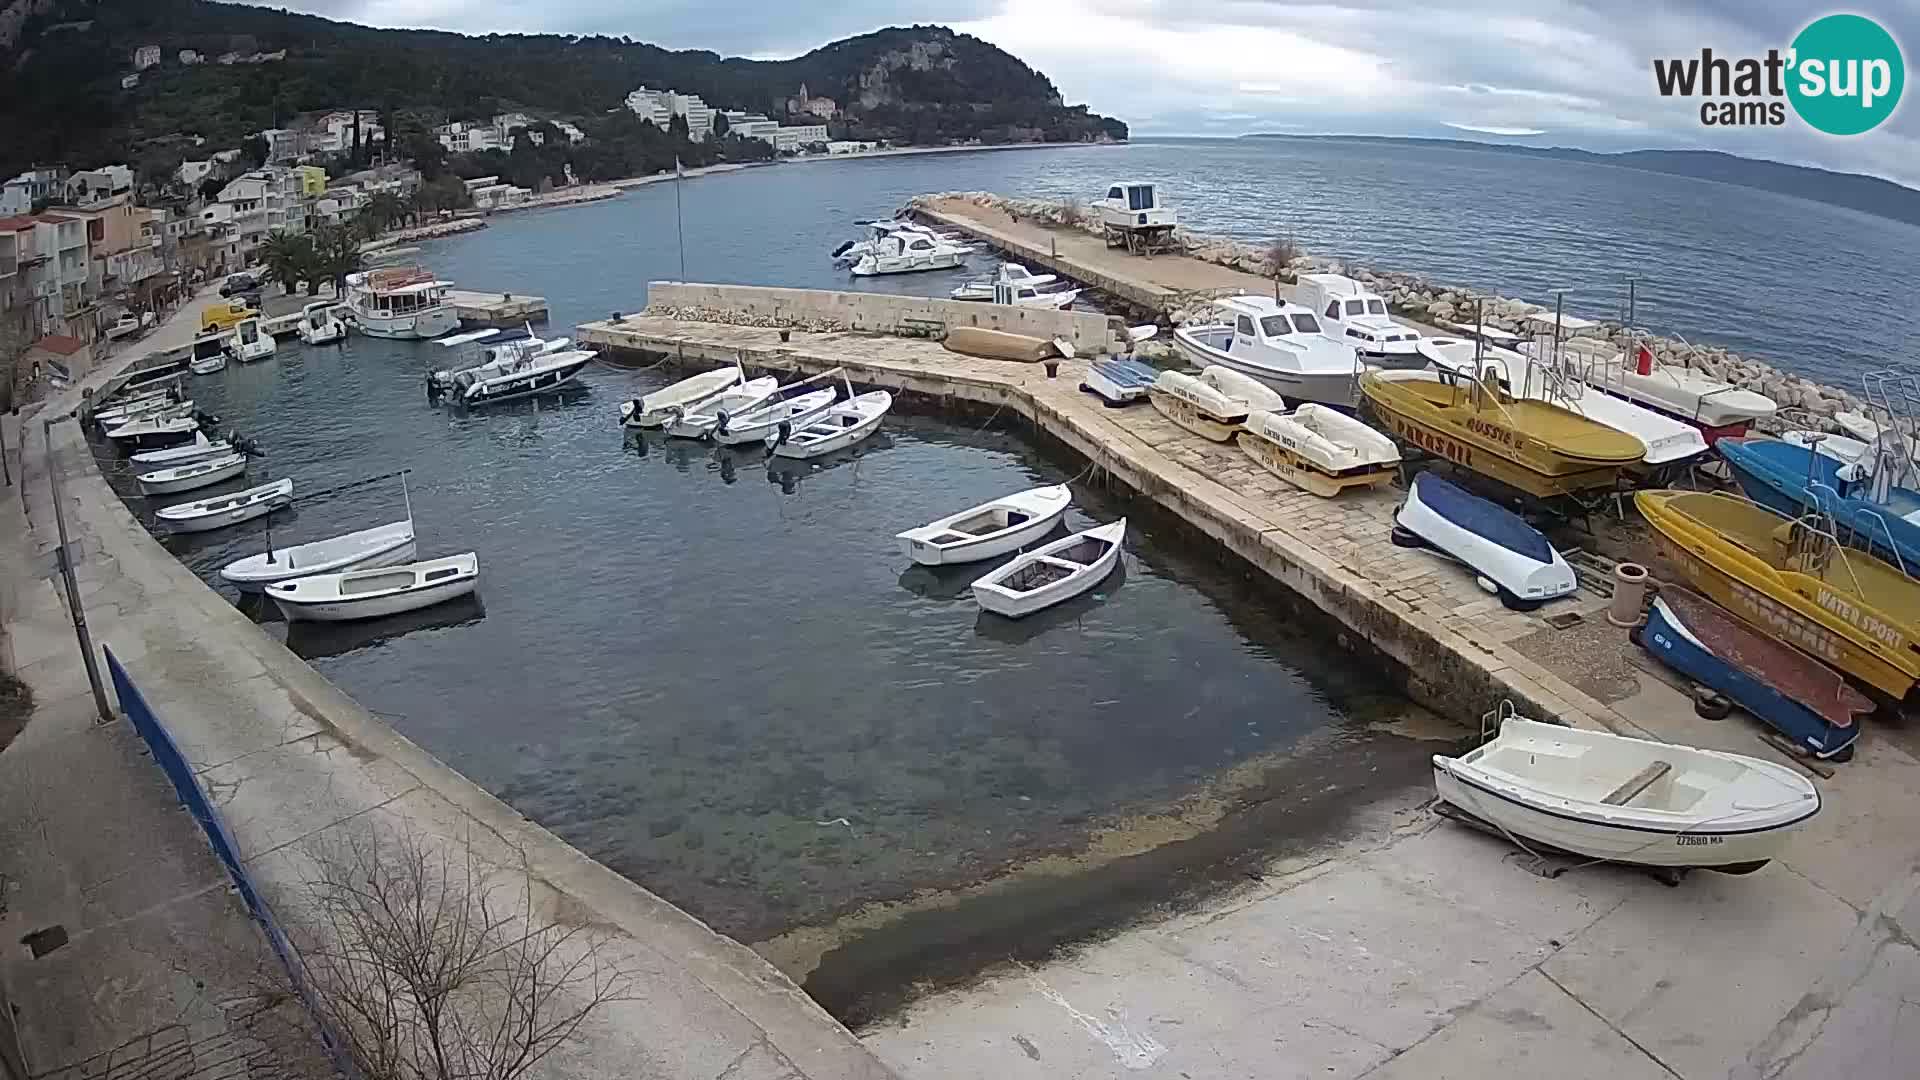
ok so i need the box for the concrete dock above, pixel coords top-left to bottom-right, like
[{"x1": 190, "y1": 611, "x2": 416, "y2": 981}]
[{"x1": 446, "y1": 288, "x2": 549, "y2": 327}]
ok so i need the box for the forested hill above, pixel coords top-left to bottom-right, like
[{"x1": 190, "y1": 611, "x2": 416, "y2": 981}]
[{"x1": 0, "y1": 0, "x2": 1126, "y2": 180}]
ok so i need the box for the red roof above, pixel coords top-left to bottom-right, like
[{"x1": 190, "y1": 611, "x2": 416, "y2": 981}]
[
  {"x1": 0, "y1": 214, "x2": 36, "y2": 231},
  {"x1": 31, "y1": 335, "x2": 85, "y2": 356}
]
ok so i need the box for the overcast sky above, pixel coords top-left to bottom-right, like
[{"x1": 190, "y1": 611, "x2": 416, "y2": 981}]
[{"x1": 247, "y1": 1, "x2": 1920, "y2": 184}]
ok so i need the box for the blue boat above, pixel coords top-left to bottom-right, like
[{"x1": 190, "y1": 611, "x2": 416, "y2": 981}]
[
  {"x1": 1717, "y1": 436, "x2": 1920, "y2": 574},
  {"x1": 1081, "y1": 358, "x2": 1158, "y2": 406},
  {"x1": 1639, "y1": 590, "x2": 1866, "y2": 761},
  {"x1": 1391, "y1": 472, "x2": 1575, "y2": 609}
]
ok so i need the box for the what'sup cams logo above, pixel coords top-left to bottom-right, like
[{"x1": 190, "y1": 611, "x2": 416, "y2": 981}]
[{"x1": 1653, "y1": 13, "x2": 1905, "y2": 134}]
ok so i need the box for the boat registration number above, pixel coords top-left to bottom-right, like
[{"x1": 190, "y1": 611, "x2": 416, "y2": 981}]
[{"x1": 1675, "y1": 835, "x2": 1724, "y2": 846}]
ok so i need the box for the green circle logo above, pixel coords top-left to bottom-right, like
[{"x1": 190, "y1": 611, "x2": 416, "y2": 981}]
[{"x1": 1788, "y1": 14, "x2": 1905, "y2": 135}]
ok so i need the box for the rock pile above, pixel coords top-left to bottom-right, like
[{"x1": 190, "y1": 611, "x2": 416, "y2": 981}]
[{"x1": 640, "y1": 304, "x2": 851, "y2": 334}]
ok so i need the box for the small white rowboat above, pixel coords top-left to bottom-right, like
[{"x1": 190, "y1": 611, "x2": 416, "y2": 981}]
[
  {"x1": 156, "y1": 478, "x2": 293, "y2": 533},
  {"x1": 1239, "y1": 405, "x2": 1400, "y2": 497},
  {"x1": 131, "y1": 433, "x2": 234, "y2": 468},
  {"x1": 771, "y1": 391, "x2": 892, "y2": 459},
  {"x1": 619, "y1": 366, "x2": 744, "y2": 429},
  {"x1": 220, "y1": 520, "x2": 418, "y2": 592},
  {"x1": 666, "y1": 377, "x2": 780, "y2": 439},
  {"x1": 972, "y1": 519, "x2": 1126, "y2": 619},
  {"x1": 712, "y1": 386, "x2": 838, "y2": 445},
  {"x1": 1433, "y1": 718, "x2": 1819, "y2": 873},
  {"x1": 267, "y1": 552, "x2": 479, "y2": 623},
  {"x1": 135, "y1": 453, "x2": 248, "y2": 496},
  {"x1": 898, "y1": 484, "x2": 1072, "y2": 565}
]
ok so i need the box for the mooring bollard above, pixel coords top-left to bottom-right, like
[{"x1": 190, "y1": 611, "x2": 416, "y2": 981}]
[
  {"x1": 779, "y1": 329, "x2": 791, "y2": 343},
  {"x1": 1043, "y1": 359, "x2": 1060, "y2": 379}
]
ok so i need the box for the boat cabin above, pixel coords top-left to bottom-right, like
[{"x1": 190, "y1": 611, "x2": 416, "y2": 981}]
[
  {"x1": 302, "y1": 301, "x2": 336, "y2": 329},
  {"x1": 234, "y1": 317, "x2": 262, "y2": 347},
  {"x1": 992, "y1": 280, "x2": 1066, "y2": 307},
  {"x1": 1095, "y1": 182, "x2": 1176, "y2": 227},
  {"x1": 1295, "y1": 273, "x2": 1420, "y2": 355},
  {"x1": 191, "y1": 330, "x2": 228, "y2": 361},
  {"x1": 1212, "y1": 296, "x2": 1351, "y2": 365}
]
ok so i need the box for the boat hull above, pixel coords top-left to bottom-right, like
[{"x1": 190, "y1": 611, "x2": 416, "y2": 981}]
[
  {"x1": 972, "y1": 522, "x2": 1125, "y2": 618},
  {"x1": 1239, "y1": 431, "x2": 1393, "y2": 497},
  {"x1": 901, "y1": 498, "x2": 1071, "y2": 566},
  {"x1": 711, "y1": 391, "x2": 839, "y2": 446},
  {"x1": 136, "y1": 456, "x2": 247, "y2": 496},
  {"x1": 459, "y1": 356, "x2": 592, "y2": 407},
  {"x1": 221, "y1": 527, "x2": 418, "y2": 592},
  {"x1": 1081, "y1": 359, "x2": 1157, "y2": 406},
  {"x1": 1171, "y1": 329, "x2": 1359, "y2": 408},
  {"x1": 771, "y1": 393, "x2": 890, "y2": 459},
  {"x1": 271, "y1": 573, "x2": 474, "y2": 622},
  {"x1": 1394, "y1": 473, "x2": 1576, "y2": 606},
  {"x1": 159, "y1": 494, "x2": 289, "y2": 533}
]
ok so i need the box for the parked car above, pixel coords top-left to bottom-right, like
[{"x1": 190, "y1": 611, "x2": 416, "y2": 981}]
[{"x1": 219, "y1": 272, "x2": 259, "y2": 297}]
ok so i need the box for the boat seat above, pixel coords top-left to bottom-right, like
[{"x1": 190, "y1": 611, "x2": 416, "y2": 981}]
[{"x1": 1601, "y1": 760, "x2": 1673, "y2": 806}]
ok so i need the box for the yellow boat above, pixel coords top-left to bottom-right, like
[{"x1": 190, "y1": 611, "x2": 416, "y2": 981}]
[
  {"x1": 1359, "y1": 369, "x2": 1642, "y2": 498},
  {"x1": 1637, "y1": 489, "x2": 1920, "y2": 703}
]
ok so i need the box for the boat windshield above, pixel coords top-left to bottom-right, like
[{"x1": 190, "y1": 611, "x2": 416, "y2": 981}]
[
  {"x1": 1291, "y1": 313, "x2": 1322, "y2": 334},
  {"x1": 1259, "y1": 315, "x2": 1292, "y2": 337},
  {"x1": 1367, "y1": 299, "x2": 1387, "y2": 315}
]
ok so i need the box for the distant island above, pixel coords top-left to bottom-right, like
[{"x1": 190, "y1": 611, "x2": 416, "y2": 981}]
[{"x1": 1242, "y1": 134, "x2": 1920, "y2": 230}]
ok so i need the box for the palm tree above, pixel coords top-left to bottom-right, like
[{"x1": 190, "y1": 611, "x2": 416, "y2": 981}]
[
  {"x1": 259, "y1": 230, "x2": 316, "y2": 295},
  {"x1": 364, "y1": 190, "x2": 408, "y2": 234},
  {"x1": 309, "y1": 224, "x2": 366, "y2": 297}
]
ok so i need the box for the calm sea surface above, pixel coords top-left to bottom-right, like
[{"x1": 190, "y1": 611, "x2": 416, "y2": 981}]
[{"x1": 108, "y1": 137, "x2": 1919, "y2": 945}]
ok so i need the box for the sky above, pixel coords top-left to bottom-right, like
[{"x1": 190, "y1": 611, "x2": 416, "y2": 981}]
[{"x1": 243, "y1": 1, "x2": 1920, "y2": 185}]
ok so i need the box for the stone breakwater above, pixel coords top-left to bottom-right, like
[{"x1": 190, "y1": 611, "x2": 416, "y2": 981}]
[
  {"x1": 362, "y1": 218, "x2": 487, "y2": 251},
  {"x1": 634, "y1": 304, "x2": 853, "y2": 333},
  {"x1": 911, "y1": 191, "x2": 1869, "y2": 429}
]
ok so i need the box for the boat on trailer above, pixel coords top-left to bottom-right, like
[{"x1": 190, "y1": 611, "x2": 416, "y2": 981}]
[
  {"x1": 156, "y1": 478, "x2": 293, "y2": 534},
  {"x1": 619, "y1": 366, "x2": 744, "y2": 429},
  {"x1": 1433, "y1": 717, "x2": 1820, "y2": 874},
  {"x1": 972, "y1": 519, "x2": 1127, "y2": 619},
  {"x1": 771, "y1": 391, "x2": 892, "y2": 459},
  {"x1": 898, "y1": 484, "x2": 1073, "y2": 566},
  {"x1": 1239, "y1": 405, "x2": 1400, "y2": 497},
  {"x1": 135, "y1": 453, "x2": 248, "y2": 496},
  {"x1": 267, "y1": 552, "x2": 479, "y2": 623},
  {"x1": 1392, "y1": 471, "x2": 1576, "y2": 609}
]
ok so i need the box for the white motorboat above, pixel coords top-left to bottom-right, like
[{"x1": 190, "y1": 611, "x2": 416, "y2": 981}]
[
  {"x1": 221, "y1": 520, "x2": 418, "y2": 592},
  {"x1": 972, "y1": 519, "x2": 1126, "y2": 619},
  {"x1": 1433, "y1": 717, "x2": 1820, "y2": 873},
  {"x1": 103, "y1": 400, "x2": 192, "y2": 434},
  {"x1": 619, "y1": 366, "x2": 744, "y2": 429},
  {"x1": 832, "y1": 219, "x2": 968, "y2": 264},
  {"x1": 343, "y1": 266, "x2": 459, "y2": 340},
  {"x1": 667, "y1": 377, "x2": 779, "y2": 439},
  {"x1": 434, "y1": 346, "x2": 594, "y2": 407},
  {"x1": 107, "y1": 413, "x2": 205, "y2": 450},
  {"x1": 95, "y1": 391, "x2": 184, "y2": 430},
  {"x1": 1239, "y1": 405, "x2": 1400, "y2": 497},
  {"x1": 132, "y1": 433, "x2": 235, "y2": 467},
  {"x1": 190, "y1": 354, "x2": 228, "y2": 375},
  {"x1": 1392, "y1": 471, "x2": 1575, "y2": 609},
  {"x1": 950, "y1": 263, "x2": 1066, "y2": 302},
  {"x1": 1171, "y1": 296, "x2": 1361, "y2": 407},
  {"x1": 771, "y1": 391, "x2": 892, "y2": 458},
  {"x1": 155, "y1": 478, "x2": 293, "y2": 533},
  {"x1": 848, "y1": 229, "x2": 971, "y2": 277},
  {"x1": 1585, "y1": 346, "x2": 1777, "y2": 435},
  {"x1": 189, "y1": 329, "x2": 230, "y2": 373},
  {"x1": 1148, "y1": 369, "x2": 1250, "y2": 442},
  {"x1": 898, "y1": 484, "x2": 1073, "y2": 566},
  {"x1": 711, "y1": 386, "x2": 839, "y2": 446},
  {"x1": 1295, "y1": 273, "x2": 1425, "y2": 365},
  {"x1": 226, "y1": 317, "x2": 276, "y2": 363},
  {"x1": 296, "y1": 301, "x2": 347, "y2": 346},
  {"x1": 267, "y1": 552, "x2": 478, "y2": 623},
  {"x1": 135, "y1": 453, "x2": 248, "y2": 496}
]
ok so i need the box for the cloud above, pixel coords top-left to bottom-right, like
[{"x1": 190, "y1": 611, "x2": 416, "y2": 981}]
[{"x1": 1444, "y1": 123, "x2": 1548, "y2": 137}]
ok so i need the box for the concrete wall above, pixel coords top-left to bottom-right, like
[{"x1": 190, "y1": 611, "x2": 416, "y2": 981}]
[{"x1": 644, "y1": 282, "x2": 1127, "y2": 355}]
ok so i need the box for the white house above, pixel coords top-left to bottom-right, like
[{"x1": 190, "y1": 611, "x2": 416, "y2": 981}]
[
  {"x1": 624, "y1": 86, "x2": 714, "y2": 140},
  {"x1": 67, "y1": 165, "x2": 134, "y2": 204},
  {"x1": 179, "y1": 49, "x2": 202, "y2": 65},
  {"x1": 773, "y1": 124, "x2": 829, "y2": 153},
  {"x1": 553, "y1": 120, "x2": 587, "y2": 144},
  {"x1": 255, "y1": 128, "x2": 304, "y2": 164},
  {"x1": 625, "y1": 86, "x2": 672, "y2": 127},
  {"x1": 309, "y1": 110, "x2": 385, "y2": 155},
  {"x1": 434, "y1": 121, "x2": 501, "y2": 154},
  {"x1": 176, "y1": 159, "x2": 217, "y2": 188},
  {"x1": 132, "y1": 44, "x2": 160, "y2": 70},
  {"x1": 1, "y1": 169, "x2": 68, "y2": 216}
]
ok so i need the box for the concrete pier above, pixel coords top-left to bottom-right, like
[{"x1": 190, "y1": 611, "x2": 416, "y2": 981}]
[{"x1": 446, "y1": 288, "x2": 549, "y2": 327}]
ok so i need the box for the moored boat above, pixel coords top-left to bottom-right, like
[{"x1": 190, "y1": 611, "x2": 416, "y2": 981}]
[
  {"x1": 897, "y1": 484, "x2": 1072, "y2": 566},
  {"x1": 344, "y1": 266, "x2": 459, "y2": 340},
  {"x1": 666, "y1": 376, "x2": 780, "y2": 439},
  {"x1": 711, "y1": 385, "x2": 839, "y2": 446},
  {"x1": 1393, "y1": 471, "x2": 1576, "y2": 608},
  {"x1": 434, "y1": 347, "x2": 594, "y2": 407},
  {"x1": 1433, "y1": 717, "x2": 1820, "y2": 873},
  {"x1": 1149, "y1": 369, "x2": 1249, "y2": 442},
  {"x1": 156, "y1": 478, "x2": 293, "y2": 533},
  {"x1": 226, "y1": 317, "x2": 276, "y2": 363},
  {"x1": 296, "y1": 301, "x2": 347, "y2": 346},
  {"x1": 107, "y1": 412, "x2": 210, "y2": 451},
  {"x1": 1239, "y1": 404, "x2": 1400, "y2": 497},
  {"x1": 131, "y1": 433, "x2": 235, "y2": 468},
  {"x1": 619, "y1": 366, "x2": 744, "y2": 429},
  {"x1": 135, "y1": 453, "x2": 248, "y2": 496},
  {"x1": 972, "y1": 519, "x2": 1126, "y2": 619},
  {"x1": 221, "y1": 519, "x2": 418, "y2": 592},
  {"x1": 771, "y1": 391, "x2": 891, "y2": 458},
  {"x1": 267, "y1": 552, "x2": 478, "y2": 623}
]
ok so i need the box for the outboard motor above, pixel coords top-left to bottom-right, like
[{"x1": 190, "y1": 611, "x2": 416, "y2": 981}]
[
  {"x1": 713, "y1": 409, "x2": 731, "y2": 437},
  {"x1": 425, "y1": 371, "x2": 443, "y2": 401},
  {"x1": 831, "y1": 239, "x2": 854, "y2": 258}
]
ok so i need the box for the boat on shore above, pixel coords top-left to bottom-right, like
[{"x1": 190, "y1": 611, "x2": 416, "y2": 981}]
[
  {"x1": 771, "y1": 390, "x2": 891, "y2": 458},
  {"x1": 1636, "y1": 489, "x2": 1920, "y2": 703},
  {"x1": 1360, "y1": 369, "x2": 1643, "y2": 499},
  {"x1": 1240, "y1": 405, "x2": 1400, "y2": 497},
  {"x1": 1584, "y1": 344, "x2": 1777, "y2": 442},
  {"x1": 344, "y1": 266, "x2": 459, "y2": 340},
  {"x1": 267, "y1": 552, "x2": 479, "y2": 623},
  {"x1": 1082, "y1": 358, "x2": 1158, "y2": 406},
  {"x1": 1295, "y1": 273, "x2": 1426, "y2": 365},
  {"x1": 1393, "y1": 471, "x2": 1576, "y2": 608},
  {"x1": 221, "y1": 519, "x2": 418, "y2": 592},
  {"x1": 619, "y1": 366, "x2": 744, "y2": 429},
  {"x1": 972, "y1": 519, "x2": 1126, "y2": 619},
  {"x1": 898, "y1": 484, "x2": 1072, "y2": 566},
  {"x1": 135, "y1": 453, "x2": 248, "y2": 497},
  {"x1": 1717, "y1": 436, "x2": 1920, "y2": 574},
  {"x1": 1433, "y1": 717, "x2": 1819, "y2": 873},
  {"x1": 1149, "y1": 370, "x2": 1248, "y2": 441},
  {"x1": 156, "y1": 477, "x2": 293, "y2": 533},
  {"x1": 1171, "y1": 296, "x2": 1361, "y2": 407}
]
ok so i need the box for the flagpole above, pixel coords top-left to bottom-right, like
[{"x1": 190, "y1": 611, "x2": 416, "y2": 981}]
[{"x1": 674, "y1": 157, "x2": 687, "y2": 281}]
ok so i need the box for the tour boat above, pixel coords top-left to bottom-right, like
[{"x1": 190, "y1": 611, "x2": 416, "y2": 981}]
[
  {"x1": 1170, "y1": 296, "x2": 1362, "y2": 408},
  {"x1": 297, "y1": 301, "x2": 347, "y2": 346},
  {"x1": 135, "y1": 453, "x2": 249, "y2": 497},
  {"x1": 898, "y1": 484, "x2": 1073, "y2": 566},
  {"x1": 950, "y1": 263, "x2": 1068, "y2": 302},
  {"x1": 1638, "y1": 589, "x2": 1867, "y2": 761},
  {"x1": 1149, "y1": 370, "x2": 1250, "y2": 442},
  {"x1": 770, "y1": 391, "x2": 892, "y2": 458},
  {"x1": 1082, "y1": 358, "x2": 1158, "y2": 406},
  {"x1": 972, "y1": 519, "x2": 1127, "y2": 619},
  {"x1": 1392, "y1": 471, "x2": 1576, "y2": 609},
  {"x1": 1636, "y1": 489, "x2": 1920, "y2": 702},
  {"x1": 226, "y1": 317, "x2": 276, "y2": 363},
  {"x1": 1433, "y1": 717, "x2": 1820, "y2": 873},
  {"x1": 131, "y1": 433, "x2": 235, "y2": 468},
  {"x1": 619, "y1": 366, "x2": 744, "y2": 429},
  {"x1": 711, "y1": 386, "x2": 839, "y2": 446},
  {"x1": 343, "y1": 266, "x2": 459, "y2": 340},
  {"x1": 1585, "y1": 346, "x2": 1777, "y2": 441},
  {"x1": 666, "y1": 377, "x2": 780, "y2": 438},
  {"x1": 221, "y1": 519, "x2": 418, "y2": 592},
  {"x1": 1359, "y1": 369, "x2": 1643, "y2": 499},
  {"x1": 155, "y1": 478, "x2": 293, "y2": 533},
  {"x1": 1717, "y1": 436, "x2": 1920, "y2": 573},
  {"x1": 847, "y1": 229, "x2": 971, "y2": 277},
  {"x1": 1239, "y1": 405, "x2": 1400, "y2": 497},
  {"x1": 267, "y1": 552, "x2": 478, "y2": 623},
  {"x1": 1295, "y1": 273, "x2": 1426, "y2": 365}
]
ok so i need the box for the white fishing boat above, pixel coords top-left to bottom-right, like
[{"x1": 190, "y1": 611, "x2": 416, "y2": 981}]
[
  {"x1": 107, "y1": 412, "x2": 205, "y2": 450},
  {"x1": 343, "y1": 266, "x2": 459, "y2": 340},
  {"x1": 771, "y1": 390, "x2": 892, "y2": 458},
  {"x1": 667, "y1": 376, "x2": 779, "y2": 439},
  {"x1": 1171, "y1": 296, "x2": 1361, "y2": 407},
  {"x1": 296, "y1": 301, "x2": 347, "y2": 346},
  {"x1": 267, "y1": 552, "x2": 479, "y2": 623},
  {"x1": 972, "y1": 519, "x2": 1126, "y2": 619},
  {"x1": 1585, "y1": 345, "x2": 1777, "y2": 438},
  {"x1": 135, "y1": 453, "x2": 248, "y2": 496},
  {"x1": 95, "y1": 391, "x2": 184, "y2": 430},
  {"x1": 102, "y1": 400, "x2": 192, "y2": 434},
  {"x1": 619, "y1": 366, "x2": 744, "y2": 429},
  {"x1": 226, "y1": 317, "x2": 276, "y2": 363},
  {"x1": 711, "y1": 386, "x2": 839, "y2": 446},
  {"x1": 898, "y1": 484, "x2": 1073, "y2": 566},
  {"x1": 950, "y1": 263, "x2": 1066, "y2": 302},
  {"x1": 1148, "y1": 369, "x2": 1250, "y2": 442},
  {"x1": 131, "y1": 433, "x2": 234, "y2": 468},
  {"x1": 221, "y1": 520, "x2": 418, "y2": 592},
  {"x1": 1239, "y1": 405, "x2": 1400, "y2": 497},
  {"x1": 848, "y1": 230, "x2": 971, "y2": 277},
  {"x1": 155, "y1": 477, "x2": 293, "y2": 533},
  {"x1": 1433, "y1": 717, "x2": 1819, "y2": 873},
  {"x1": 1295, "y1": 274, "x2": 1425, "y2": 365},
  {"x1": 433, "y1": 346, "x2": 594, "y2": 407},
  {"x1": 1393, "y1": 472, "x2": 1576, "y2": 609}
]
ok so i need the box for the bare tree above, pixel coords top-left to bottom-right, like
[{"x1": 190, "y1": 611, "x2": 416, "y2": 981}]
[
  {"x1": 1263, "y1": 235, "x2": 1302, "y2": 297},
  {"x1": 289, "y1": 826, "x2": 631, "y2": 1080}
]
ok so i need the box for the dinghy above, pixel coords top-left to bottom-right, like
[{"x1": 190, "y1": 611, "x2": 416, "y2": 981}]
[
  {"x1": 1393, "y1": 471, "x2": 1576, "y2": 609},
  {"x1": 95, "y1": 393, "x2": 186, "y2": 431},
  {"x1": 667, "y1": 376, "x2": 780, "y2": 439},
  {"x1": 898, "y1": 484, "x2": 1073, "y2": 566},
  {"x1": 156, "y1": 478, "x2": 293, "y2": 533},
  {"x1": 267, "y1": 552, "x2": 479, "y2": 623},
  {"x1": 1433, "y1": 717, "x2": 1820, "y2": 873},
  {"x1": 1638, "y1": 590, "x2": 1867, "y2": 761},
  {"x1": 620, "y1": 366, "x2": 745, "y2": 429},
  {"x1": 220, "y1": 520, "x2": 419, "y2": 592},
  {"x1": 1149, "y1": 370, "x2": 1249, "y2": 442},
  {"x1": 1082, "y1": 358, "x2": 1158, "y2": 406},
  {"x1": 107, "y1": 412, "x2": 209, "y2": 451},
  {"x1": 1240, "y1": 406, "x2": 1400, "y2": 497},
  {"x1": 972, "y1": 519, "x2": 1126, "y2": 619},
  {"x1": 135, "y1": 453, "x2": 248, "y2": 496},
  {"x1": 771, "y1": 391, "x2": 892, "y2": 459},
  {"x1": 711, "y1": 386, "x2": 838, "y2": 446},
  {"x1": 131, "y1": 433, "x2": 235, "y2": 468}
]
